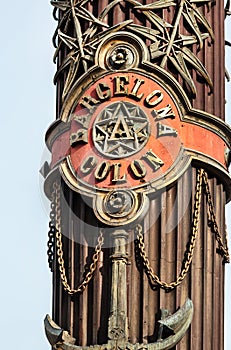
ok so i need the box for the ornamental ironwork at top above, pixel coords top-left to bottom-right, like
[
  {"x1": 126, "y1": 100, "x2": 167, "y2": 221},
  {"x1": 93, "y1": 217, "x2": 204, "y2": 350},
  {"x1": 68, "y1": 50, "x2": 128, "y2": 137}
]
[{"x1": 51, "y1": 0, "x2": 214, "y2": 100}]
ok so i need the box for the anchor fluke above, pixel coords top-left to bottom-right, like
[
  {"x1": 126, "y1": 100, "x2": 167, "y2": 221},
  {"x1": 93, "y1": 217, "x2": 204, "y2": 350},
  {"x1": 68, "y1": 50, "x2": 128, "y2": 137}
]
[
  {"x1": 158, "y1": 298, "x2": 193, "y2": 334},
  {"x1": 44, "y1": 315, "x2": 76, "y2": 347},
  {"x1": 154, "y1": 298, "x2": 194, "y2": 349},
  {"x1": 44, "y1": 298, "x2": 193, "y2": 350}
]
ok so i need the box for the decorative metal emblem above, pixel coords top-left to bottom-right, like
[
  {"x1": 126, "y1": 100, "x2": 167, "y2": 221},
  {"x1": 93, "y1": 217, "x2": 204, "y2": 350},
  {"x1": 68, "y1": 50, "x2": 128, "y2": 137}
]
[
  {"x1": 44, "y1": 0, "x2": 231, "y2": 226},
  {"x1": 104, "y1": 190, "x2": 135, "y2": 217},
  {"x1": 57, "y1": 68, "x2": 192, "y2": 225},
  {"x1": 93, "y1": 102, "x2": 150, "y2": 159},
  {"x1": 45, "y1": 61, "x2": 231, "y2": 224},
  {"x1": 107, "y1": 44, "x2": 139, "y2": 70},
  {"x1": 43, "y1": 2, "x2": 231, "y2": 350},
  {"x1": 51, "y1": 0, "x2": 214, "y2": 99}
]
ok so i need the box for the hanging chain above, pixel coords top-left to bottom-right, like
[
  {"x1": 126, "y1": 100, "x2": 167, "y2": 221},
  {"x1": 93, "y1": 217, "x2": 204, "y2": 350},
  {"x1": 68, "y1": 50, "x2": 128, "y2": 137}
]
[
  {"x1": 136, "y1": 168, "x2": 230, "y2": 291},
  {"x1": 47, "y1": 184, "x2": 57, "y2": 272},
  {"x1": 47, "y1": 167, "x2": 229, "y2": 292},
  {"x1": 135, "y1": 168, "x2": 204, "y2": 291},
  {"x1": 202, "y1": 170, "x2": 230, "y2": 263},
  {"x1": 54, "y1": 182, "x2": 104, "y2": 295}
]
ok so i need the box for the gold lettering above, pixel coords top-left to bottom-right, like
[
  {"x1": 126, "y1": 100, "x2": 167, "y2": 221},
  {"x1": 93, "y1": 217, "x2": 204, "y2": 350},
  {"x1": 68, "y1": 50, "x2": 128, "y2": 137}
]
[
  {"x1": 129, "y1": 79, "x2": 145, "y2": 101},
  {"x1": 145, "y1": 90, "x2": 163, "y2": 107},
  {"x1": 109, "y1": 115, "x2": 134, "y2": 141},
  {"x1": 96, "y1": 83, "x2": 111, "y2": 101},
  {"x1": 114, "y1": 76, "x2": 129, "y2": 96},
  {"x1": 95, "y1": 162, "x2": 110, "y2": 181},
  {"x1": 142, "y1": 150, "x2": 164, "y2": 171},
  {"x1": 112, "y1": 163, "x2": 127, "y2": 183},
  {"x1": 130, "y1": 160, "x2": 146, "y2": 179},
  {"x1": 152, "y1": 104, "x2": 175, "y2": 121},
  {"x1": 70, "y1": 130, "x2": 88, "y2": 146},
  {"x1": 80, "y1": 156, "x2": 97, "y2": 175},
  {"x1": 157, "y1": 122, "x2": 177, "y2": 137},
  {"x1": 80, "y1": 95, "x2": 100, "y2": 111},
  {"x1": 73, "y1": 115, "x2": 90, "y2": 128}
]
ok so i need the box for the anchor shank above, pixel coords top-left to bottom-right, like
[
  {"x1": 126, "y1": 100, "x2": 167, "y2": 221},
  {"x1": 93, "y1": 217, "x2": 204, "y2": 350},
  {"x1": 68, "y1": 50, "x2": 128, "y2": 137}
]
[{"x1": 108, "y1": 229, "x2": 129, "y2": 342}]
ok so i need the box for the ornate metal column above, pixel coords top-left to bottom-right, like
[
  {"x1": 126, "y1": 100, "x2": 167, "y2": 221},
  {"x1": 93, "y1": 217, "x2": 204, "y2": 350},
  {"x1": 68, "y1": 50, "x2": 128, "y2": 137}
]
[{"x1": 42, "y1": 1, "x2": 231, "y2": 349}]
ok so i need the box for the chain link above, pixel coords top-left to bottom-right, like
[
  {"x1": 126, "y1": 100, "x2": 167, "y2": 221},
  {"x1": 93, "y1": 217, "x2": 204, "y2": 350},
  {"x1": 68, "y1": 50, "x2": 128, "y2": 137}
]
[
  {"x1": 135, "y1": 168, "x2": 230, "y2": 291},
  {"x1": 136, "y1": 168, "x2": 203, "y2": 291},
  {"x1": 47, "y1": 184, "x2": 57, "y2": 272},
  {"x1": 48, "y1": 167, "x2": 229, "y2": 293},
  {"x1": 54, "y1": 182, "x2": 104, "y2": 295},
  {"x1": 202, "y1": 170, "x2": 230, "y2": 263}
]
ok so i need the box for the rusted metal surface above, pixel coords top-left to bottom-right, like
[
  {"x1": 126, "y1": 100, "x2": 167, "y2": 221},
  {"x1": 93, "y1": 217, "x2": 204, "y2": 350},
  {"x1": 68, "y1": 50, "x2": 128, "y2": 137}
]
[
  {"x1": 52, "y1": 0, "x2": 216, "y2": 115},
  {"x1": 46, "y1": 229, "x2": 194, "y2": 350},
  {"x1": 46, "y1": 68, "x2": 231, "y2": 175},
  {"x1": 44, "y1": 1, "x2": 230, "y2": 349},
  {"x1": 47, "y1": 166, "x2": 228, "y2": 349}
]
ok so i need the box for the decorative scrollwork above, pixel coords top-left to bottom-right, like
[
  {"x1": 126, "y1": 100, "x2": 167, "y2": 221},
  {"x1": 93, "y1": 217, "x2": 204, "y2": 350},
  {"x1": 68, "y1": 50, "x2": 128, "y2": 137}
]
[
  {"x1": 104, "y1": 190, "x2": 135, "y2": 218},
  {"x1": 51, "y1": 0, "x2": 214, "y2": 99}
]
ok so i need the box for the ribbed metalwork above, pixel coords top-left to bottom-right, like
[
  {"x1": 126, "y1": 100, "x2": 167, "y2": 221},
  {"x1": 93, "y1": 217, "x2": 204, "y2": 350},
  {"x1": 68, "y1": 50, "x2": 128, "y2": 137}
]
[
  {"x1": 51, "y1": 1, "x2": 227, "y2": 349},
  {"x1": 52, "y1": 167, "x2": 226, "y2": 349}
]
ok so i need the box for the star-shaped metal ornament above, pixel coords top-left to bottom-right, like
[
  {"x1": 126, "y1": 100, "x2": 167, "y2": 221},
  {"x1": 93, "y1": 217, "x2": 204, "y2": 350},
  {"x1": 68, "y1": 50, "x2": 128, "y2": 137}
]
[{"x1": 93, "y1": 102, "x2": 150, "y2": 159}]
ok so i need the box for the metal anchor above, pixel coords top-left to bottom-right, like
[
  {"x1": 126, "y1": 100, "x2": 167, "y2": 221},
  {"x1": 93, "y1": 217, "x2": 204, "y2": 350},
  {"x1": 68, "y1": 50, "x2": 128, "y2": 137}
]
[{"x1": 45, "y1": 229, "x2": 193, "y2": 350}]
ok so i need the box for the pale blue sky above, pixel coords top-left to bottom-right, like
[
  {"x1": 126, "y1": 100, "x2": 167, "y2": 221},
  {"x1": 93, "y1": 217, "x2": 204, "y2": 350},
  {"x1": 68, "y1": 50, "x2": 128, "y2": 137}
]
[
  {"x1": 0, "y1": 1, "x2": 230, "y2": 349},
  {"x1": 0, "y1": 2, "x2": 54, "y2": 349}
]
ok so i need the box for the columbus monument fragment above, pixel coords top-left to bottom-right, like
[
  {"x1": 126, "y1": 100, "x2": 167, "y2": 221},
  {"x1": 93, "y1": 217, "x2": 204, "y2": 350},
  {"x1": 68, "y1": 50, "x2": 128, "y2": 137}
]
[{"x1": 42, "y1": 1, "x2": 231, "y2": 349}]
